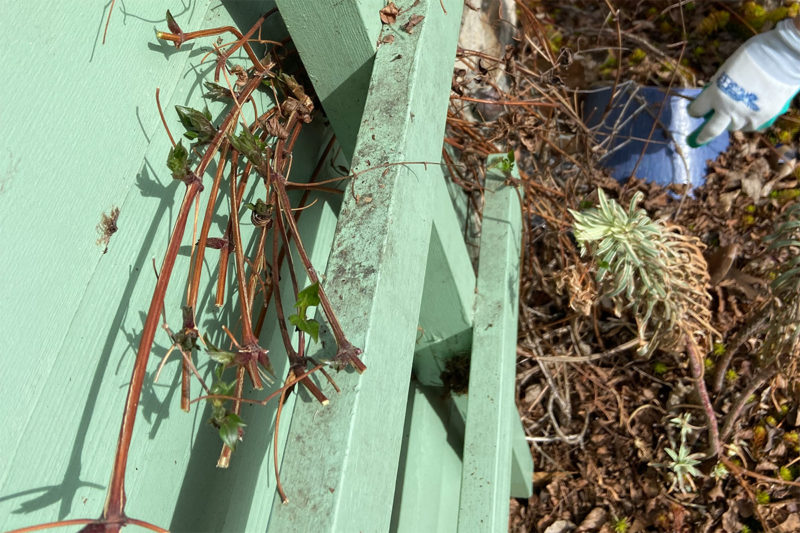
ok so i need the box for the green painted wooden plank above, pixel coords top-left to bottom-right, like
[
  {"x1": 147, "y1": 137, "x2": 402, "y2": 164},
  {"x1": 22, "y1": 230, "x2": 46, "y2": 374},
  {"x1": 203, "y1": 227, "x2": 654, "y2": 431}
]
[
  {"x1": 0, "y1": 2, "x2": 342, "y2": 531},
  {"x1": 510, "y1": 407, "x2": 535, "y2": 499},
  {"x1": 275, "y1": 0, "x2": 383, "y2": 160},
  {"x1": 457, "y1": 155, "x2": 524, "y2": 532},
  {"x1": 391, "y1": 382, "x2": 463, "y2": 533},
  {"x1": 268, "y1": 1, "x2": 464, "y2": 530},
  {"x1": 413, "y1": 175, "x2": 477, "y2": 386},
  {"x1": 0, "y1": 3, "x2": 217, "y2": 530}
]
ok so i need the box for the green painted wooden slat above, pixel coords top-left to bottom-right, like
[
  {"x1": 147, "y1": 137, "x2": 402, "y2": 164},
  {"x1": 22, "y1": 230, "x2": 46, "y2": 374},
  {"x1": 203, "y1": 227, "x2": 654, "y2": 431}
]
[
  {"x1": 275, "y1": 0, "x2": 384, "y2": 160},
  {"x1": 391, "y1": 383, "x2": 463, "y2": 533},
  {"x1": 458, "y1": 155, "x2": 525, "y2": 532},
  {"x1": 0, "y1": 3, "x2": 218, "y2": 530},
  {"x1": 267, "y1": 1, "x2": 464, "y2": 530},
  {"x1": 0, "y1": 3, "x2": 342, "y2": 531},
  {"x1": 510, "y1": 404, "x2": 535, "y2": 499},
  {"x1": 414, "y1": 176, "x2": 477, "y2": 387}
]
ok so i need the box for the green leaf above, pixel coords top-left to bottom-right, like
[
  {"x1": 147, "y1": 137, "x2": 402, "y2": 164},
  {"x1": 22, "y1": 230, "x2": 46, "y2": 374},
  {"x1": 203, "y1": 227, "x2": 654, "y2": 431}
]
[
  {"x1": 500, "y1": 149, "x2": 515, "y2": 172},
  {"x1": 289, "y1": 314, "x2": 320, "y2": 343},
  {"x1": 245, "y1": 198, "x2": 272, "y2": 217},
  {"x1": 488, "y1": 150, "x2": 515, "y2": 173},
  {"x1": 204, "y1": 334, "x2": 237, "y2": 365},
  {"x1": 166, "y1": 141, "x2": 190, "y2": 180},
  {"x1": 203, "y1": 81, "x2": 233, "y2": 100},
  {"x1": 227, "y1": 128, "x2": 266, "y2": 170},
  {"x1": 218, "y1": 413, "x2": 246, "y2": 451},
  {"x1": 175, "y1": 105, "x2": 216, "y2": 143},
  {"x1": 294, "y1": 282, "x2": 320, "y2": 311}
]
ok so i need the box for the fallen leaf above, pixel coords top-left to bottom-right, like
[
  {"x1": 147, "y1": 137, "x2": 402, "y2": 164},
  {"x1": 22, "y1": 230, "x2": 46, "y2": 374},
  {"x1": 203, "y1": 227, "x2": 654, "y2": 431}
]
[
  {"x1": 544, "y1": 519, "x2": 576, "y2": 533},
  {"x1": 576, "y1": 507, "x2": 607, "y2": 532},
  {"x1": 379, "y1": 3, "x2": 399, "y2": 25},
  {"x1": 777, "y1": 511, "x2": 800, "y2": 532},
  {"x1": 380, "y1": 34, "x2": 395, "y2": 44},
  {"x1": 740, "y1": 172, "x2": 763, "y2": 203},
  {"x1": 403, "y1": 14, "x2": 424, "y2": 33}
]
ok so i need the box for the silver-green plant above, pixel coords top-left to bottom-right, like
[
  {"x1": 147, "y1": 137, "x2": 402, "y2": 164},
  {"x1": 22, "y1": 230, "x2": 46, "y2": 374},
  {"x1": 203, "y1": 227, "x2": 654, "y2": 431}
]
[
  {"x1": 650, "y1": 412, "x2": 706, "y2": 493},
  {"x1": 663, "y1": 443, "x2": 705, "y2": 493},
  {"x1": 570, "y1": 189, "x2": 714, "y2": 355}
]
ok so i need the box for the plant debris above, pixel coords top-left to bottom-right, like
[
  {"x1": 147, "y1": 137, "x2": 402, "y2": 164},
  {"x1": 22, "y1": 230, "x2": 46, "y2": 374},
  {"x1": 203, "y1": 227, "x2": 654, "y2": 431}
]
[
  {"x1": 379, "y1": 3, "x2": 400, "y2": 25},
  {"x1": 447, "y1": 1, "x2": 800, "y2": 531},
  {"x1": 96, "y1": 206, "x2": 120, "y2": 254}
]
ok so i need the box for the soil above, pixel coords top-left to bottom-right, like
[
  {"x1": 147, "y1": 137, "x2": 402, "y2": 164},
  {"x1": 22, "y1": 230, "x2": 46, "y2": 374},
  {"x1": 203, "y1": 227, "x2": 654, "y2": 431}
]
[{"x1": 447, "y1": 2, "x2": 800, "y2": 531}]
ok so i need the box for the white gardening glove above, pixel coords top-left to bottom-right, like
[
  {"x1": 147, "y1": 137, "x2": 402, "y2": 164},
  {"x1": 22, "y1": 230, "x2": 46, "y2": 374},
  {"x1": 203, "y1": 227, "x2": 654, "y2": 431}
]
[{"x1": 688, "y1": 18, "x2": 800, "y2": 147}]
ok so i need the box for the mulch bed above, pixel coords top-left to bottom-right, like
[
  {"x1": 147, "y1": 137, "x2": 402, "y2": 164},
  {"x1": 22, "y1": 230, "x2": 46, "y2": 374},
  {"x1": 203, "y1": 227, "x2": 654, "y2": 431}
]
[{"x1": 448, "y1": 2, "x2": 800, "y2": 531}]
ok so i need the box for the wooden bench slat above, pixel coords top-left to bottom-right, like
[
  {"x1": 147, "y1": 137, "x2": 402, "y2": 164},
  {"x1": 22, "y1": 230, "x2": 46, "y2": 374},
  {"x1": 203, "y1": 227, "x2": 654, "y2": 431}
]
[
  {"x1": 275, "y1": 0, "x2": 383, "y2": 160},
  {"x1": 268, "y1": 1, "x2": 464, "y2": 530},
  {"x1": 458, "y1": 156, "x2": 528, "y2": 531}
]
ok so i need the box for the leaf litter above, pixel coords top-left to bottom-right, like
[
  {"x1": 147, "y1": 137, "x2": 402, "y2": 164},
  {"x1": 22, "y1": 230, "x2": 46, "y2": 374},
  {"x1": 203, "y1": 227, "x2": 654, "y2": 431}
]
[{"x1": 446, "y1": 1, "x2": 800, "y2": 531}]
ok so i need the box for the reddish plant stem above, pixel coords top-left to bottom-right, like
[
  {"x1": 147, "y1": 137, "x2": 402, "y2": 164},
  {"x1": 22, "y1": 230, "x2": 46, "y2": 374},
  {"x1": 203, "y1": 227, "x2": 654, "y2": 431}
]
[
  {"x1": 274, "y1": 375, "x2": 291, "y2": 504},
  {"x1": 215, "y1": 241, "x2": 231, "y2": 307},
  {"x1": 190, "y1": 363, "x2": 326, "y2": 407},
  {"x1": 686, "y1": 336, "x2": 721, "y2": 457},
  {"x1": 246, "y1": 223, "x2": 270, "y2": 312},
  {"x1": 273, "y1": 206, "x2": 329, "y2": 405},
  {"x1": 12, "y1": 517, "x2": 168, "y2": 533},
  {"x1": 270, "y1": 198, "x2": 302, "y2": 366},
  {"x1": 100, "y1": 73, "x2": 264, "y2": 530},
  {"x1": 229, "y1": 151, "x2": 257, "y2": 346},
  {"x1": 103, "y1": 179, "x2": 202, "y2": 528},
  {"x1": 187, "y1": 143, "x2": 229, "y2": 308},
  {"x1": 216, "y1": 154, "x2": 259, "y2": 308},
  {"x1": 180, "y1": 358, "x2": 191, "y2": 412},
  {"x1": 103, "y1": 0, "x2": 116, "y2": 44},
  {"x1": 211, "y1": 10, "x2": 277, "y2": 82},
  {"x1": 272, "y1": 176, "x2": 365, "y2": 372},
  {"x1": 157, "y1": 10, "x2": 277, "y2": 77},
  {"x1": 155, "y1": 88, "x2": 175, "y2": 147}
]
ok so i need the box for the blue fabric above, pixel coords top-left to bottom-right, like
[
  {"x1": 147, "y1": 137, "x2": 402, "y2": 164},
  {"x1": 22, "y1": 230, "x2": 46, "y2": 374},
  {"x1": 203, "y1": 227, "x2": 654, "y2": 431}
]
[{"x1": 584, "y1": 85, "x2": 729, "y2": 191}]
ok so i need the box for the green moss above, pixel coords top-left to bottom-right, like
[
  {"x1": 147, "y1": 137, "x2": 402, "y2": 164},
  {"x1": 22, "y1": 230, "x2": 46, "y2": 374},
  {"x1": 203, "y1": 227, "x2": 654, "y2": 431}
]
[
  {"x1": 612, "y1": 516, "x2": 630, "y2": 533},
  {"x1": 743, "y1": 1, "x2": 767, "y2": 30},
  {"x1": 630, "y1": 48, "x2": 647, "y2": 65},
  {"x1": 779, "y1": 466, "x2": 795, "y2": 481},
  {"x1": 697, "y1": 11, "x2": 729, "y2": 36},
  {"x1": 756, "y1": 490, "x2": 770, "y2": 505}
]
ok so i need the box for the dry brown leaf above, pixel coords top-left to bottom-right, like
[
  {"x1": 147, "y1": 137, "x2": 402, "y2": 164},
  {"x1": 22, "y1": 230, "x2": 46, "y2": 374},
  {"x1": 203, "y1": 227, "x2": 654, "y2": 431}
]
[
  {"x1": 403, "y1": 14, "x2": 424, "y2": 33},
  {"x1": 379, "y1": 3, "x2": 399, "y2": 24},
  {"x1": 575, "y1": 507, "x2": 607, "y2": 532},
  {"x1": 544, "y1": 520, "x2": 576, "y2": 533},
  {"x1": 777, "y1": 509, "x2": 800, "y2": 532}
]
